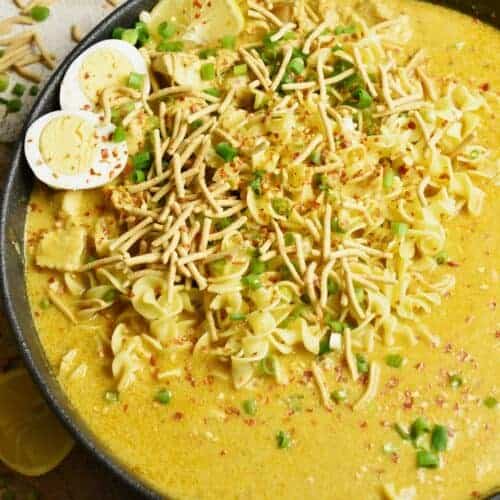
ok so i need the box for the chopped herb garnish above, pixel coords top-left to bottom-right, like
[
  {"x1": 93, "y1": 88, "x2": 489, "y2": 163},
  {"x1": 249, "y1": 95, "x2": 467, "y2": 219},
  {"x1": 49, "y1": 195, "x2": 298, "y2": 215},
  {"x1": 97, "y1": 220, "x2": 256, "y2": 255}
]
[
  {"x1": 121, "y1": 28, "x2": 139, "y2": 45},
  {"x1": 30, "y1": 5, "x2": 50, "y2": 22},
  {"x1": 127, "y1": 72, "x2": 145, "y2": 90},
  {"x1": 200, "y1": 62, "x2": 216, "y2": 81},
  {"x1": 394, "y1": 423, "x2": 411, "y2": 440},
  {"x1": 203, "y1": 87, "x2": 221, "y2": 98},
  {"x1": 158, "y1": 40, "x2": 184, "y2": 52},
  {"x1": 435, "y1": 251, "x2": 449, "y2": 265},
  {"x1": 331, "y1": 389, "x2": 347, "y2": 403},
  {"x1": 313, "y1": 173, "x2": 330, "y2": 192},
  {"x1": 132, "y1": 151, "x2": 151, "y2": 170},
  {"x1": 416, "y1": 450, "x2": 440, "y2": 468},
  {"x1": 271, "y1": 198, "x2": 291, "y2": 217},
  {"x1": 0, "y1": 73, "x2": 9, "y2": 92},
  {"x1": 12, "y1": 83, "x2": 26, "y2": 97},
  {"x1": 259, "y1": 356, "x2": 276, "y2": 375},
  {"x1": 112, "y1": 27, "x2": 125, "y2": 39},
  {"x1": 332, "y1": 43, "x2": 343, "y2": 52},
  {"x1": 102, "y1": 289, "x2": 118, "y2": 303},
  {"x1": 288, "y1": 57, "x2": 305, "y2": 75},
  {"x1": 199, "y1": 47, "x2": 218, "y2": 59},
  {"x1": 327, "y1": 276, "x2": 339, "y2": 295},
  {"x1": 249, "y1": 169, "x2": 265, "y2": 195},
  {"x1": 229, "y1": 312, "x2": 247, "y2": 321},
  {"x1": 190, "y1": 118, "x2": 204, "y2": 130},
  {"x1": 410, "y1": 417, "x2": 430, "y2": 440},
  {"x1": 6, "y1": 99, "x2": 22, "y2": 113},
  {"x1": 29, "y1": 85, "x2": 39, "y2": 96},
  {"x1": 214, "y1": 216, "x2": 233, "y2": 231},
  {"x1": 221, "y1": 35, "x2": 236, "y2": 49},
  {"x1": 208, "y1": 258, "x2": 226, "y2": 276},
  {"x1": 383, "y1": 167, "x2": 394, "y2": 189},
  {"x1": 158, "y1": 21, "x2": 176, "y2": 39},
  {"x1": 449, "y1": 374, "x2": 463, "y2": 389},
  {"x1": 135, "y1": 21, "x2": 150, "y2": 45},
  {"x1": 104, "y1": 390, "x2": 119, "y2": 403},
  {"x1": 284, "y1": 232, "x2": 295, "y2": 246},
  {"x1": 215, "y1": 142, "x2": 238, "y2": 162},
  {"x1": 348, "y1": 87, "x2": 372, "y2": 109},
  {"x1": 431, "y1": 425, "x2": 448, "y2": 452},
  {"x1": 318, "y1": 335, "x2": 331, "y2": 356},
  {"x1": 331, "y1": 218, "x2": 345, "y2": 234},
  {"x1": 242, "y1": 399, "x2": 257, "y2": 416},
  {"x1": 484, "y1": 396, "x2": 498, "y2": 409},
  {"x1": 112, "y1": 126, "x2": 127, "y2": 143},
  {"x1": 334, "y1": 24, "x2": 356, "y2": 35},
  {"x1": 39, "y1": 297, "x2": 50, "y2": 310},
  {"x1": 391, "y1": 221, "x2": 409, "y2": 237},
  {"x1": 242, "y1": 274, "x2": 262, "y2": 290},
  {"x1": 233, "y1": 63, "x2": 248, "y2": 76},
  {"x1": 325, "y1": 315, "x2": 345, "y2": 333},
  {"x1": 249, "y1": 257, "x2": 267, "y2": 275},
  {"x1": 155, "y1": 389, "x2": 172, "y2": 405},
  {"x1": 385, "y1": 354, "x2": 404, "y2": 368},
  {"x1": 276, "y1": 430, "x2": 292, "y2": 449},
  {"x1": 356, "y1": 353, "x2": 369, "y2": 374},
  {"x1": 131, "y1": 169, "x2": 145, "y2": 183}
]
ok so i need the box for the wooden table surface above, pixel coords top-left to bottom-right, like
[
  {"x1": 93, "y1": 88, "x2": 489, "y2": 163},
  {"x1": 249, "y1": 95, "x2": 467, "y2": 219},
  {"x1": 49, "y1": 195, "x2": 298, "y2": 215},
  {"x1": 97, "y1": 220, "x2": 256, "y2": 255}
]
[{"x1": 0, "y1": 143, "x2": 144, "y2": 500}]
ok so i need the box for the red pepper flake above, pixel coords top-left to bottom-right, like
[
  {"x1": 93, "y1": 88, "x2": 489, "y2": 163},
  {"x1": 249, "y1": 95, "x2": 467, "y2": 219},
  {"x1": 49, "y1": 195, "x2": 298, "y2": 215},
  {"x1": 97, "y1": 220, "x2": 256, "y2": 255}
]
[
  {"x1": 386, "y1": 377, "x2": 399, "y2": 389},
  {"x1": 447, "y1": 261, "x2": 460, "y2": 267},
  {"x1": 173, "y1": 412, "x2": 184, "y2": 421},
  {"x1": 403, "y1": 391, "x2": 414, "y2": 409},
  {"x1": 480, "y1": 83, "x2": 490, "y2": 92},
  {"x1": 244, "y1": 418, "x2": 256, "y2": 426},
  {"x1": 391, "y1": 452, "x2": 400, "y2": 464},
  {"x1": 359, "y1": 421, "x2": 367, "y2": 428},
  {"x1": 219, "y1": 450, "x2": 227, "y2": 456},
  {"x1": 408, "y1": 121, "x2": 416, "y2": 129},
  {"x1": 224, "y1": 406, "x2": 240, "y2": 416}
]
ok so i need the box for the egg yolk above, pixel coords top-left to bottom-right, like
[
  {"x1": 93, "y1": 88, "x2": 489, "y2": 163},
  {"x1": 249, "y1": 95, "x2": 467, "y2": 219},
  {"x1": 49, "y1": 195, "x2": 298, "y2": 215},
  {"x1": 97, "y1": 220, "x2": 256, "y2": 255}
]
[
  {"x1": 79, "y1": 49, "x2": 133, "y2": 104},
  {"x1": 39, "y1": 116, "x2": 97, "y2": 176}
]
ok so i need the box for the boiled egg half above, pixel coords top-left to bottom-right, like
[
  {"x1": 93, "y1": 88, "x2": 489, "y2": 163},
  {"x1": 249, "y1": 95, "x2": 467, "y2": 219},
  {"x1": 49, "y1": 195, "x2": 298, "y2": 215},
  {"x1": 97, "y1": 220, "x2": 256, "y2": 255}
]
[
  {"x1": 59, "y1": 39, "x2": 150, "y2": 112},
  {"x1": 24, "y1": 110, "x2": 128, "y2": 190}
]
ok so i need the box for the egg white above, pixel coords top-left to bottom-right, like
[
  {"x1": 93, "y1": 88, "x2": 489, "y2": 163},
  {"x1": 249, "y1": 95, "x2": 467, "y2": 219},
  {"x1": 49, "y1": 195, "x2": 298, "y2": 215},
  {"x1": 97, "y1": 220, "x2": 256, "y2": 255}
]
[
  {"x1": 24, "y1": 110, "x2": 128, "y2": 190},
  {"x1": 59, "y1": 39, "x2": 150, "y2": 112}
]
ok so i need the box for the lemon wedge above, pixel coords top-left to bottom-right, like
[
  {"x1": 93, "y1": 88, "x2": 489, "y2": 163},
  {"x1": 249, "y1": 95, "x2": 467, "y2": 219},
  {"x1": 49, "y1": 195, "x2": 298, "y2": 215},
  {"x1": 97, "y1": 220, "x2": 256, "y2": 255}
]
[
  {"x1": 148, "y1": 0, "x2": 245, "y2": 45},
  {"x1": 0, "y1": 368, "x2": 74, "y2": 476}
]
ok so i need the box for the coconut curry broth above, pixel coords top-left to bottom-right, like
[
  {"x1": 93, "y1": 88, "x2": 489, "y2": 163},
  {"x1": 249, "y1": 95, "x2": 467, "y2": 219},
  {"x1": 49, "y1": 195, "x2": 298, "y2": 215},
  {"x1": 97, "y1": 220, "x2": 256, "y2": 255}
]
[{"x1": 25, "y1": 1, "x2": 499, "y2": 498}]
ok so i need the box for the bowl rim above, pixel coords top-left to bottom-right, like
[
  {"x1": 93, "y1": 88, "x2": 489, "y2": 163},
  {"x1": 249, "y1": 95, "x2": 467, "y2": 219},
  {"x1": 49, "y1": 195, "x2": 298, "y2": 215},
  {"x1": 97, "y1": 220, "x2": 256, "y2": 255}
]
[
  {"x1": 0, "y1": 0, "x2": 160, "y2": 498},
  {"x1": 0, "y1": 1, "x2": 499, "y2": 500}
]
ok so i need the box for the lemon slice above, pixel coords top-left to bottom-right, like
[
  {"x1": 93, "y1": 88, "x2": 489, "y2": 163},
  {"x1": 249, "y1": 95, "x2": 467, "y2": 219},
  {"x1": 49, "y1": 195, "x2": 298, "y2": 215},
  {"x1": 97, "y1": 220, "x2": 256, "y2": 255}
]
[
  {"x1": 148, "y1": 0, "x2": 245, "y2": 45},
  {"x1": 0, "y1": 368, "x2": 74, "y2": 476}
]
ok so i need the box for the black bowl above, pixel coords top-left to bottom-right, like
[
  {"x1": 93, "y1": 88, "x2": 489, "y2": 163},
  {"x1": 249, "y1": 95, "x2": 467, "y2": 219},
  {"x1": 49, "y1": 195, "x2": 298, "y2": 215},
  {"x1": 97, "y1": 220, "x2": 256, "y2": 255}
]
[{"x1": 0, "y1": 1, "x2": 499, "y2": 499}]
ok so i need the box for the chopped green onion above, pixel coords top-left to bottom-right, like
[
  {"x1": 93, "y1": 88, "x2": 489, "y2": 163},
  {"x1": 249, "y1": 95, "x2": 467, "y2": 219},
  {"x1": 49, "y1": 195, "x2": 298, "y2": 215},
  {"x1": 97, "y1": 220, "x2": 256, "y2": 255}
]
[
  {"x1": 242, "y1": 399, "x2": 257, "y2": 416},
  {"x1": 394, "y1": 423, "x2": 411, "y2": 440},
  {"x1": 253, "y1": 90, "x2": 268, "y2": 110},
  {"x1": 416, "y1": 450, "x2": 440, "y2": 468},
  {"x1": 249, "y1": 169, "x2": 265, "y2": 195},
  {"x1": 104, "y1": 390, "x2": 119, "y2": 403},
  {"x1": 127, "y1": 72, "x2": 145, "y2": 90},
  {"x1": 221, "y1": 35, "x2": 236, "y2": 49},
  {"x1": 12, "y1": 83, "x2": 26, "y2": 97},
  {"x1": 135, "y1": 22, "x2": 150, "y2": 45},
  {"x1": 131, "y1": 169, "x2": 145, "y2": 183},
  {"x1": 229, "y1": 313, "x2": 247, "y2": 321},
  {"x1": 6, "y1": 99, "x2": 22, "y2": 113},
  {"x1": 331, "y1": 218, "x2": 345, "y2": 234},
  {"x1": 385, "y1": 354, "x2": 404, "y2": 368},
  {"x1": 29, "y1": 85, "x2": 39, "y2": 96},
  {"x1": 334, "y1": 24, "x2": 356, "y2": 35},
  {"x1": 200, "y1": 63, "x2": 216, "y2": 81},
  {"x1": 158, "y1": 21, "x2": 176, "y2": 39},
  {"x1": 276, "y1": 430, "x2": 292, "y2": 449},
  {"x1": 410, "y1": 417, "x2": 430, "y2": 440},
  {"x1": 112, "y1": 27, "x2": 125, "y2": 39},
  {"x1": 0, "y1": 73, "x2": 10, "y2": 92},
  {"x1": 242, "y1": 274, "x2": 262, "y2": 290},
  {"x1": 331, "y1": 389, "x2": 347, "y2": 403},
  {"x1": 284, "y1": 232, "x2": 295, "y2": 246},
  {"x1": 203, "y1": 87, "x2": 221, "y2": 98},
  {"x1": 354, "y1": 286, "x2": 365, "y2": 304},
  {"x1": 30, "y1": 6, "x2": 50, "y2": 22},
  {"x1": 102, "y1": 289, "x2": 118, "y2": 303},
  {"x1": 155, "y1": 389, "x2": 172, "y2": 405},
  {"x1": 199, "y1": 47, "x2": 218, "y2": 59},
  {"x1": 332, "y1": 43, "x2": 343, "y2": 52},
  {"x1": 332, "y1": 59, "x2": 353, "y2": 75},
  {"x1": 449, "y1": 374, "x2": 463, "y2": 389},
  {"x1": 132, "y1": 151, "x2": 151, "y2": 170},
  {"x1": 190, "y1": 119, "x2": 204, "y2": 130},
  {"x1": 309, "y1": 150, "x2": 321, "y2": 165},
  {"x1": 391, "y1": 221, "x2": 409, "y2": 237},
  {"x1": 318, "y1": 335, "x2": 331, "y2": 356},
  {"x1": 158, "y1": 40, "x2": 184, "y2": 52},
  {"x1": 313, "y1": 173, "x2": 329, "y2": 191},
  {"x1": 383, "y1": 167, "x2": 394, "y2": 189},
  {"x1": 112, "y1": 126, "x2": 127, "y2": 143},
  {"x1": 271, "y1": 198, "x2": 290, "y2": 217},
  {"x1": 208, "y1": 258, "x2": 226, "y2": 276},
  {"x1": 348, "y1": 87, "x2": 373, "y2": 109},
  {"x1": 288, "y1": 57, "x2": 305, "y2": 75},
  {"x1": 214, "y1": 217, "x2": 233, "y2": 231},
  {"x1": 233, "y1": 63, "x2": 248, "y2": 76},
  {"x1": 356, "y1": 353, "x2": 369, "y2": 374},
  {"x1": 327, "y1": 276, "x2": 339, "y2": 295},
  {"x1": 435, "y1": 251, "x2": 449, "y2": 265},
  {"x1": 39, "y1": 297, "x2": 50, "y2": 310},
  {"x1": 260, "y1": 356, "x2": 276, "y2": 375},
  {"x1": 431, "y1": 425, "x2": 448, "y2": 452},
  {"x1": 215, "y1": 142, "x2": 238, "y2": 162},
  {"x1": 325, "y1": 315, "x2": 344, "y2": 333},
  {"x1": 121, "y1": 28, "x2": 139, "y2": 46},
  {"x1": 249, "y1": 257, "x2": 266, "y2": 275},
  {"x1": 484, "y1": 396, "x2": 498, "y2": 409}
]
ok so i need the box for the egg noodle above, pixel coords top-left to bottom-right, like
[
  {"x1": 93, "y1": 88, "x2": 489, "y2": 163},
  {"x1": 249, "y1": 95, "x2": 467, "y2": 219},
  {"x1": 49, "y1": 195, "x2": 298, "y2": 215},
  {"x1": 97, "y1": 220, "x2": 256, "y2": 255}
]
[{"x1": 34, "y1": 1, "x2": 491, "y2": 407}]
